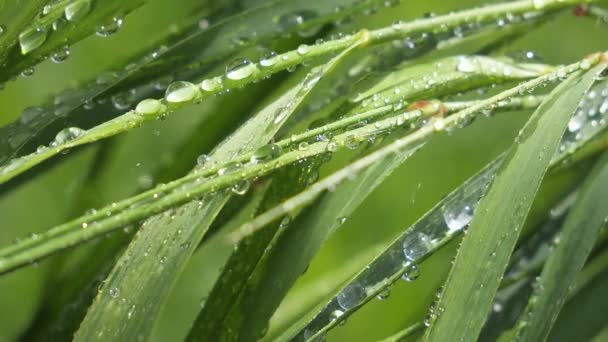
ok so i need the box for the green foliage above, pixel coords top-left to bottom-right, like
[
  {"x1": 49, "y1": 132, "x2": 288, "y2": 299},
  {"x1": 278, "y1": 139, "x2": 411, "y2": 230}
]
[{"x1": 0, "y1": 1, "x2": 607, "y2": 342}]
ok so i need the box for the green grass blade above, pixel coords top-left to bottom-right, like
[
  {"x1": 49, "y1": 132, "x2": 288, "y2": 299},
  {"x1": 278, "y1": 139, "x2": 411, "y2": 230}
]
[
  {"x1": 422, "y1": 62, "x2": 607, "y2": 342},
  {"x1": 548, "y1": 251, "x2": 608, "y2": 342},
  {"x1": 512, "y1": 152, "x2": 608, "y2": 341}
]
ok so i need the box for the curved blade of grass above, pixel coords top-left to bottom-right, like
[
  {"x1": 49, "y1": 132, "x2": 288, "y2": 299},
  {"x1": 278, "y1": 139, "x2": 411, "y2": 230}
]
[
  {"x1": 0, "y1": 0, "x2": 579, "y2": 185},
  {"x1": 422, "y1": 62, "x2": 607, "y2": 342},
  {"x1": 548, "y1": 251, "x2": 608, "y2": 342},
  {"x1": 0, "y1": 0, "x2": 148, "y2": 83},
  {"x1": 72, "y1": 38, "x2": 363, "y2": 342},
  {"x1": 480, "y1": 191, "x2": 576, "y2": 341},
  {"x1": 511, "y1": 152, "x2": 608, "y2": 342}
]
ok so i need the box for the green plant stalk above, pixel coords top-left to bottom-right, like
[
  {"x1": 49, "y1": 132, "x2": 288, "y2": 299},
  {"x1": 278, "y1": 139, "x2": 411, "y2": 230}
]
[
  {"x1": 0, "y1": 94, "x2": 548, "y2": 274},
  {"x1": 0, "y1": 52, "x2": 595, "y2": 274},
  {"x1": 513, "y1": 152, "x2": 608, "y2": 342},
  {"x1": 0, "y1": 0, "x2": 587, "y2": 184},
  {"x1": 422, "y1": 61, "x2": 606, "y2": 342}
]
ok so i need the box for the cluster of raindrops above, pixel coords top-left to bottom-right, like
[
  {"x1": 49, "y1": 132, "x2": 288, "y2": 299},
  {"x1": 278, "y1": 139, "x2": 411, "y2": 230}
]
[{"x1": 556, "y1": 79, "x2": 608, "y2": 159}]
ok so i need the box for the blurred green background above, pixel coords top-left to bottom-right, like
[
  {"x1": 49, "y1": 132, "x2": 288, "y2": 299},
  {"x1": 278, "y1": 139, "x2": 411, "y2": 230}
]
[{"x1": 0, "y1": 0, "x2": 605, "y2": 341}]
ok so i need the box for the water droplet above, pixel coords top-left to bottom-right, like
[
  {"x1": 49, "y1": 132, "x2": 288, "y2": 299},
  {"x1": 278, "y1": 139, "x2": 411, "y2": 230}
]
[
  {"x1": 109, "y1": 287, "x2": 120, "y2": 298},
  {"x1": 443, "y1": 203, "x2": 474, "y2": 232},
  {"x1": 277, "y1": 10, "x2": 318, "y2": 31},
  {"x1": 51, "y1": 45, "x2": 71, "y2": 63},
  {"x1": 326, "y1": 140, "x2": 338, "y2": 152},
  {"x1": 402, "y1": 263, "x2": 420, "y2": 282},
  {"x1": 111, "y1": 91, "x2": 135, "y2": 110},
  {"x1": 226, "y1": 58, "x2": 256, "y2": 80},
  {"x1": 200, "y1": 78, "x2": 222, "y2": 92},
  {"x1": 198, "y1": 18, "x2": 210, "y2": 30},
  {"x1": 568, "y1": 111, "x2": 586, "y2": 133},
  {"x1": 329, "y1": 310, "x2": 344, "y2": 323},
  {"x1": 376, "y1": 288, "x2": 391, "y2": 300},
  {"x1": 337, "y1": 282, "x2": 365, "y2": 310},
  {"x1": 196, "y1": 154, "x2": 212, "y2": 168},
  {"x1": 165, "y1": 81, "x2": 199, "y2": 103},
  {"x1": 135, "y1": 99, "x2": 163, "y2": 117},
  {"x1": 456, "y1": 56, "x2": 479, "y2": 73},
  {"x1": 19, "y1": 27, "x2": 48, "y2": 54},
  {"x1": 580, "y1": 59, "x2": 591, "y2": 70},
  {"x1": 218, "y1": 162, "x2": 241, "y2": 176},
  {"x1": 297, "y1": 44, "x2": 310, "y2": 56},
  {"x1": 402, "y1": 232, "x2": 433, "y2": 261},
  {"x1": 20, "y1": 106, "x2": 45, "y2": 125},
  {"x1": 21, "y1": 68, "x2": 35, "y2": 77},
  {"x1": 64, "y1": 0, "x2": 92, "y2": 22},
  {"x1": 251, "y1": 144, "x2": 282, "y2": 164},
  {"x1": 54, "y1": 127, "x2": 85, "y2": 144},
  {"x1": 232, "y1": 179, "x2": 251, "y2": 195},
  {"x1": 259, "y1": 50, "x2": 278, "y2": 67},
  {"x1": 96, "y1": 16, "x2": 123, "y2": 37}
]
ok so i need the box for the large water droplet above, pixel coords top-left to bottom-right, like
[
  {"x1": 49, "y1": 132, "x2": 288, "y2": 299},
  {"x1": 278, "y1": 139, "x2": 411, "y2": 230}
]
[
  {"x1": 96, "y1": 16, "x2": 123, "y2": 37},
  {"x1": 337, "y1": 282, "x2": 365, "y2": 310},
  {"x1": 225, "y1": 58, "x2": 255, "y2": 80},
  {"x1": 402, "y1": 232, "x2": 433, "y2": 261},
  {"x1": 51, "y1": 45, "x2": 71, "y2": 63},
  {"x1": 135, "y1": 99, "x2": 163, "y2": 117},
  {"x1": 443, "y1": 203, "x2": 474, "y2": 232},
  {"x1": 19, "y1": 27, "x2": 48, "y2": 54},
  {"x1": 232, "y1": 179, "x2": 251, "y2": 195},
  {"x1": 165, "y1": 81, "x2": 199, "y2": 103},
  {"x1": 251, "y1": 144, "x2": 281, "y2": 164},
  {"x1": 64, "y1": 0, "x2": 92, "y2": 22},
  {"x1": 54, "y1": 127, "x2": 85, "y2": 144}
]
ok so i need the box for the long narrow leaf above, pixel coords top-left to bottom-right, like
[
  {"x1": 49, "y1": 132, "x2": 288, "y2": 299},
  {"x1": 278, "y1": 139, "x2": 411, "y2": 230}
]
[{"x1": 423, "y1": 61, "x2": 606, "y2": 342}]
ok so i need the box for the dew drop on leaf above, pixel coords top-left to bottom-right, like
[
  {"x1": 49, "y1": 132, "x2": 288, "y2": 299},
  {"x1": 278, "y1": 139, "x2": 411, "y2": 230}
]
[
  {"x1": 443, "y1": 203, "x2": 474, "y2": 232},
  {"x1": 402, "y1": 263, "x2": 420, "y2": 282},
  {"x1": 19, "y1": 26, "x2": 48, "y2": 54},
  {"x1": 135, "y1": 99, "x2": 163, "y2": 117},
  {"x1": 54, "y1": 127, "x2": 85, "y2": 144},
  {"x1": 251, "y1": 144, "x2": 281, "y2": 164},
  {"x1": 337, "y1": 282, "x2": 365, "y2": 310},
  {"x1": 165, "y1": 81, "x2": 199, "y2": 103},
  {"x1": 96, "y1": 16, "x2": 124, "y2": 37},
  {"x1": 51, "y1": 45, "x2": 71, "y2": 63},
  {"x1": 226, "y1": 58, "x2": 255, "y2": 80},
  {"x1": 64, "y1": 0, "x2": 92, "y2": 22}
]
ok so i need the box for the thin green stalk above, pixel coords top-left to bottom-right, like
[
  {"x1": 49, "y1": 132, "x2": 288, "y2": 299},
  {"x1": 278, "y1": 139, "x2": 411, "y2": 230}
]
[{"x1": 0, "y1": 0, "x2": 586, "y2": 184}]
